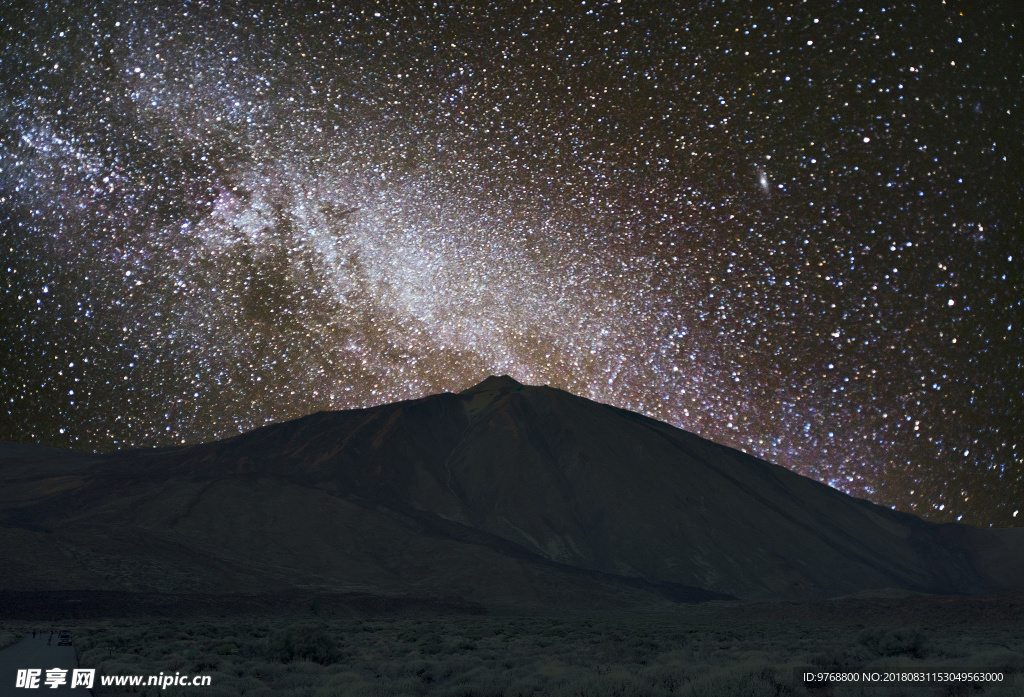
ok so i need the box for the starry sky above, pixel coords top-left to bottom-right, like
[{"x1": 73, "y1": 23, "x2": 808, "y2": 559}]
[{"x1": 1, "y1": 1, "x2": 1021, "y2": 527}]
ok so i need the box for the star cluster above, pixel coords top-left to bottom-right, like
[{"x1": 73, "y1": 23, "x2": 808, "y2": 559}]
[{"x1": 2, "y1": 1, "x2": 1021, "y2": 526}]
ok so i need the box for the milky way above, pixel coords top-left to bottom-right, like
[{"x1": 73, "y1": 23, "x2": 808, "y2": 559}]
[{"x1": 2, "y1": 1, "x2": 1021, "y2": 526}]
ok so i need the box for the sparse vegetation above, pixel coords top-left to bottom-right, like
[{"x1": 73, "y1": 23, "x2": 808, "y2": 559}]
[
  {"x1": 856, "y1": 626, "x2": 928, "y2": 658},
  {"x1": 266, "y1": 623, "x2": 340, "y2": 665},
  {"x1": 0, "y1": 627, "x2": 20, "y2": 650},
  {"x1": 3, "y1": 605, "x2": 1021, "y2": 696}
]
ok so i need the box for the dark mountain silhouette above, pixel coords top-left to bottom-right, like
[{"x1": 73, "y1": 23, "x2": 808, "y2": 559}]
[{"x1": 1, "y1": 376, "x2": 1021, "y2": 610}]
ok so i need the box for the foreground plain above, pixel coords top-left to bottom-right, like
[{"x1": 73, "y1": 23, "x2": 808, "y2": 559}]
[{"x1": 2, "y1": 593, "x2": 1022, "y2": 697}]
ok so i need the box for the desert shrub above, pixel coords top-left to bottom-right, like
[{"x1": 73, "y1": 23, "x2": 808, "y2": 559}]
[
  {"x1": 987, "y1": 681, "x2": 1024, "y2": 697},
  {"x1": 454, "y1": 637, "x2": 477, "y2": 651},
  {"x1": 594, "y1": 639, "x2": 627, "y2": 662},
  {"x1": 194, "y1": 621, "x2": 220, "y2": 638},
  {"x1": 428, "y1": 680, "x2": 504, "y2": 697},
  {"x1": 629, "y1": 636, "x2": 660, "y2": 653},
  {"x1": 189, "y1": 654, "x2": 221, "y2": 672},
  {"x1": 170, "y1": 684, "x2": 238, "y2": 697},
  {"x1": 809, "y1": 643, "x2": 874, "y2": 668},
  {"x1": 857, "y1": 627, "x2": 927, "y2": 657},
  {"x1": 418, "y1": 632, "x2": 445, "y2": 655},
  {"x1": 379, "y1": 675, "x2": 425, "y2": 696},
  {"x1": 0, "y1": 629, "x2": 21, "y2": 650},
  {"x1": 967, "y1": 648, "x2": 1024, "y2": 672},
  {"x1": 246, "y1": 659, "x2": 286, "y2": 682},
  {"x1": 164, "y1": 652, "x2": 187, "y2": 670},
  {"x1": 677, "y1": 665, "x2": 782, "y2": 697},
  {"x1": 266, "y1": 624, "x2": 340, "y2": 665},
  {"x1": 547, "y1": 671, "x2": 670, "y2": 697},
  {"x1": 927, "y1": 635, "x2": 973, "y2": 659},
  {"x1": 693, "y1": 634, "x2": 715, "y2": 662},
  {"x1": 638, "y1": 662, "x2": 701, "y2": 693},
  {"x1": 415, "y1": 655, "x2": 476, "y2": 685}
]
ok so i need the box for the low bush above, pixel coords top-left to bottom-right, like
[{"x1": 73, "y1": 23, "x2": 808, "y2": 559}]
[
  {"x1": 857, "y1": 626, "x2": 928, "y2": 658},
  {"x1": 676, "y1": 665, "x2": 781, "y2": 697},
  {"x1": 266, "y1": 624, "x2": 340, "y2": 665}
]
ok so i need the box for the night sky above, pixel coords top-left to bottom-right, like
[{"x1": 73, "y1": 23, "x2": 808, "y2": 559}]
[{"x1": 1, "y1": 1, "x2": 1021, "y2": 527}]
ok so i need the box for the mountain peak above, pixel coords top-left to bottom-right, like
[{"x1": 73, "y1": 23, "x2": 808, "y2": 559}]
[{"x1": 459, "y1": 375, "x2": 524, "y2": 395}]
